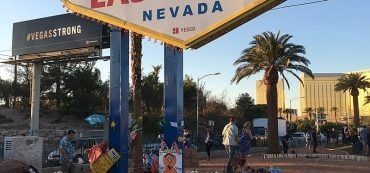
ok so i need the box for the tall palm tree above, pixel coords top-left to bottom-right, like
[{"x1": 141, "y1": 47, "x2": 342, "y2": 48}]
[
  {"x1": 131, "y1": 32, "x2": 143, "y2": 172},
  {"x1": 231, "y1": 31, "x2": 314, "y2": 154},
  {"x1": 331, "y1": 106, "x2": 338, "y2": 124},
  {"x1": 304, "y1": 107, "x2": 314, "y2": 120},
  {"x1": 335, "y1": 73, "x2": 370, "y2": 128}
]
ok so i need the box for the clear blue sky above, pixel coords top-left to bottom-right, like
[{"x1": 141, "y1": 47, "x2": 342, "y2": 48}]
[{"x1": 1, "y1": 0, "x2": 370, "y2": 111}]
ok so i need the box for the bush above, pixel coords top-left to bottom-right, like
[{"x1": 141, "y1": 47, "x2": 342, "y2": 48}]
[{"x1": 319, "y1": 122, "x2": 346, "y2": 133}]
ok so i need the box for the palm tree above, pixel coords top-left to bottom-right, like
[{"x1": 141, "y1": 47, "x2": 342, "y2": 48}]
[
  {"x1": 278, "y1": 107, "x2": 283, "y2": 118},
  {"x1": 304, "y1": 107, "x2": 314, "y2": 120},
  {"x1": 282, "y1": 108, "x2": 287, "y2": 119},
  {"x1": 283, "y1": 108, "x2": 292, "y2": 121},
  {"x1": 231, "y1": 31, "x2": 314, "y2": 153},
  {"x1": 365, "y1": 96, "x2": 370, "y2": 105},
  {"x1": 331, "y1": 106, "x2": 338, "y2": 124},
  {"x1": 288, "y1": 109, "x2": 295, "y2": 122},
  {"x1": 131, "y1": 32, "x2": 143, "y2": 172},
  {"x1": 335, "y1": 73, "x2": 370, "y2": 128},
  {"x1": 317, "y1": 107, "x2": 325, "y2": 121}
]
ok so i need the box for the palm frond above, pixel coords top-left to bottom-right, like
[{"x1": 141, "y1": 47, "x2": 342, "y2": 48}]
[
  {"x1": 286, "y1": 69, "x2": 305, "y2": 86},
  {"x1": 364, "y1": 96, "x2": 370, "y2": 105},
  {"x1": 231, "y1": 64, "x2": 262, "y2": 84},
  {"x1": 286, "y1": 64, "x2": 314, "y2": 79},
  {"x1": 335, "y1": 73, "x2": 370, "y2": 93},
  {"x1": 280, "y1": 72, "x2": 290, "y2": 89},
  {"x1": 231, "y1": 31, "x2": 313, "y2": 87}
]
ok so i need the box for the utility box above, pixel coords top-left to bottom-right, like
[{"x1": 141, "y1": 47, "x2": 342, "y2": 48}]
[{"x1": 4, "y1": 136, "x2": 43, "y2": 173}]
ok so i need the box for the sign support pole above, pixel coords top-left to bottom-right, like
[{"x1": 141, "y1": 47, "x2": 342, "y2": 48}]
[
  {"x1": 109, "y1": 29, "x2": 129, "y2": 173},
  {"x1": 164, "y1": 43, "x2": 184, "y2": 148},
  {"x1": 30, "y1": 63, "x2": 41, "y2": 136}
]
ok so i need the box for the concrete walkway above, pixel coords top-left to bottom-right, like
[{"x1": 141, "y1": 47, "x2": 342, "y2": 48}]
[{"x1": 186, "y1": 146, "x2": 370, "y2": 173}]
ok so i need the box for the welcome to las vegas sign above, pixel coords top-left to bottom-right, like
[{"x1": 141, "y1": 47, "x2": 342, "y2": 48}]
[{"x1": 62, "y1": 0, "x2": 284, "y2": 49}]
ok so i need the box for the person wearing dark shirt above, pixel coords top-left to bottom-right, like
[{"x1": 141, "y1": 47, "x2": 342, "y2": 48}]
[
  {"x1": 312, "y1": 131, "x2": 318, "y2": 153},
  {"x1": 326, "y1": 129, "x2": 331, "y2": 146},
  {"x1": 204, "y1": 126, "x2": 214, "y2": 161},
  {"x1": 183, "y1": 126, "x2": 191, "y2": 148},
  {"x1": 282, "y1": 134, "x2": 290, "y2": 154}
]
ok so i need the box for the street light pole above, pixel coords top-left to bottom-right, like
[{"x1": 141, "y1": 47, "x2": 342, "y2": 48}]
[
  {"x1": 315, "y1": 108, "x2": 319, "y2": 132},
  {"x1": 196, "y1": 72, "x2": 220, "y2": 140},
  {"x1": 289, "y1": 97, "x2": 304, "y2": 122}
]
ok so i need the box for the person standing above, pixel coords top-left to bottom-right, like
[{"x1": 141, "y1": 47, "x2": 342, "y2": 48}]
[
  {"x1": 330, "y1": 128, "x2": 337, "y2": 145},
  {"x1": 312, "y1": 130, "x2": 318, "y2": 153},
  {"x1": 326, "y1": 129, "x2": 331, "y2": 146},
  {"x1": 238, "y1": 121, "x2": 253, "y2": 171},
  {"x1": 60, "y1": 130, "x2": 76, "y2": 173},
  {"x1": 183, "y1": 126, "x2": 191, "y2": 148},
  {"x1": 360, "y1": 125, "x2": 369, "y2": 155},
  {"x1": 305, "y1": 130, "x2": 311, "y2": 149},
  {"x1": 204, "y1": 126, "x2": 214, "y2": 161},
  {"x1": 282, "y1": 134, "x2": 290, "y2": 154},
  {"x1": 222, "y1": 117, "x2": 238, "y2": 173},
  {"x1": 367, "y1": 126, "x2": 370, "y2": 155}
]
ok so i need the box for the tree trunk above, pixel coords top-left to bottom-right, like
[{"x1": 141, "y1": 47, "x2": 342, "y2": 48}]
[
  {"x1": 56, "y1": 65, "x2": 61, "y2": 111},
  {"x1": 131, "y1": 32, "x2": 143, "y2": 172},
  {"x1": 264, "y1": 69, "x2": 279, "y2": 154},
  {"x1": 334, "y1": 111, "x2": 337, "y2": 124},
  {"x1": 352, "y1": 95, "x2": 360, "y2": 128}
]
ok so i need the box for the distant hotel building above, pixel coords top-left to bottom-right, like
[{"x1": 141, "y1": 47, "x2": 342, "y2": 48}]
[
  {"x1": 256, "y1": 79, "x2": 285, "y2": 109},
  {"x1": 300, "y1": 70, "x2": 370, "y2": 123}
]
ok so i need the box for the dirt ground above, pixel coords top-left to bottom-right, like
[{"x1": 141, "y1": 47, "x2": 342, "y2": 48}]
[{"x1": 0, "y1": 108, "x2": 98, "y2": 132}]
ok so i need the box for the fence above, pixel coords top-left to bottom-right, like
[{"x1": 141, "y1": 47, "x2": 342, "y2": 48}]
[
  {"x1": 43, "y1": 137, "x2": 103, "y2": 168},
  {"x1": 0, "y1": 130, "x2": 104, "y2": 168}
]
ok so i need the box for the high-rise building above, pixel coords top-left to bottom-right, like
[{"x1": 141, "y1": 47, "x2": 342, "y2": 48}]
[
  {"x1": 256, "y1": 79, "x2": 285, "y2": 109},
  {"x1": 300, "y1": 70, "x2": 370, "y2": 123}
]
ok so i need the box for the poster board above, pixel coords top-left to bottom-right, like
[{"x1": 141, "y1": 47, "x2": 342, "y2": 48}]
[{"x1": 159, "y1": 149, "x2": 183, "y2": 173}]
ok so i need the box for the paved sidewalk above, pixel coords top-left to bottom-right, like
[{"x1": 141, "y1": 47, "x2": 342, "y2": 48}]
[{"x1": 186, "y1": 146, "x2": 370, "y2": 173}]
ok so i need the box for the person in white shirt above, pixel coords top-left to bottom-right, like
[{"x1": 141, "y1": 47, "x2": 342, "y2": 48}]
[
  {"x1": 222, "y1": 117, "x2": 238, "y2": 173},
  {"x1": 305, "y1": 130, "x2": 311, "y2": 149}
]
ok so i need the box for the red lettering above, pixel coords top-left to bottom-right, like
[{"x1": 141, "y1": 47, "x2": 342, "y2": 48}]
[
  {"x1": 91, "y1": 0, "x2": 105, "y2": 8},
  {"x1": 108, "y1": 0, "x2": 128, "y2": 6},
  {"x1": 121, "y1": 0, "x2": 129, "y2": 4},
  {"x1": 91, "y1": 0, "x2": 143, "y2": 8},
  {"x1": 107, "y1": 0, "x2": 114, "y2": 6}
]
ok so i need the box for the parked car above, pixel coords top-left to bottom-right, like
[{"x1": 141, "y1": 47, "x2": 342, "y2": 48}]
[{"x1": 291, "y1": 132, "x2": 306, "y2": 146}]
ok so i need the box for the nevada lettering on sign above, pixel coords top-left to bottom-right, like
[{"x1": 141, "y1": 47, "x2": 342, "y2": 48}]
[{"x1": 62, "y1": 0, "x2": 284, "y2": 49}]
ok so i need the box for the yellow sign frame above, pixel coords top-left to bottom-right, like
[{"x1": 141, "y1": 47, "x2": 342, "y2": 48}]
[{"x1": 62, "y1": 0, "x2": 284, "y2": 49}]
